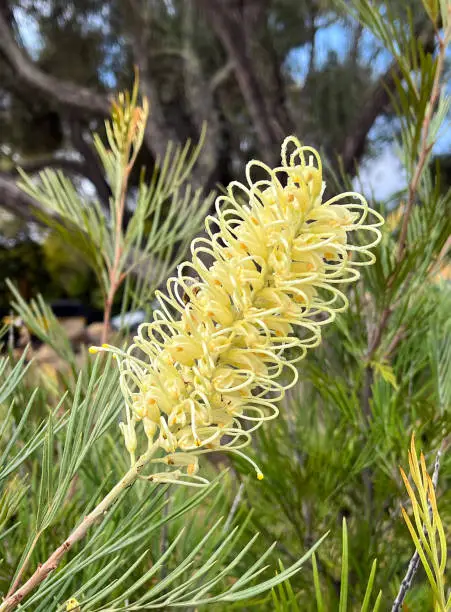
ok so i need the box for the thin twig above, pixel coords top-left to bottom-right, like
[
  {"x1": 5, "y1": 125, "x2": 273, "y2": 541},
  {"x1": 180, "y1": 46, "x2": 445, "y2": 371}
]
[
  {"x1": 391, "y1": 444, "x2": 443, "y2": 612},
  {"x1": 101, "y1": 89, "x2": 146, "y2": 344},
  {"x1": 101, "y1": 163, "x2": 130, "y2": 345},
  {"x1": 363, "y1": 21, "x2": 449, "y2": 404},
  {"x1": 0, "y1": 446, "x2": 157, "y2": 612},
  {"x1": 396, "y1": 30, "x2": 447, "y2": 265},
  {"x1": 384, "y1": 326, "x2": 407, "y2": 360}
]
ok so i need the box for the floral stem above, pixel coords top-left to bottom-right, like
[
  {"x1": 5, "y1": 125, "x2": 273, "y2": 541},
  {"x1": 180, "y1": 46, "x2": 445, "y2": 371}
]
[
  {"x1": 0, "y1": 446, "x2": 156, "y2": 612},
  {"x1": 100, "y1": 163, "x2": 130, "y2": 345}
]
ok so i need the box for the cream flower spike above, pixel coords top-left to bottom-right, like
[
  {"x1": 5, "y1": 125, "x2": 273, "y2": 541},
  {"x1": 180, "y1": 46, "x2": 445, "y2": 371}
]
[{"x1": 93, "y1": 136, "x2": 384, "y2": 486}]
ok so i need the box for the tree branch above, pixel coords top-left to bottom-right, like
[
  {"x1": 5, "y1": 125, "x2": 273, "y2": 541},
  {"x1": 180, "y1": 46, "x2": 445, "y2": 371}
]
[
  {"x1": 0, "y1": 10, "x2": 110, "y2": 118},
  {"x1": 1, "y1": 4, "x2": 218, "y2": 193},
  {"x1": 0, "y1": 155, "x2": 107, "y2": 227},
  {"x1": 124, "y1": 0, "x2": 181, "y2": 161},
  {"x1": 1, "y1": 148, "x2": 111, "y2": 217},
  {"x1": 181, "y1": 0, "x2": 220, "y2": 185},
  {"x1": 123, "y1": 0, "x2": 218, "y2": 191},
  {"x1": 196, "y1": 0, "x2": 281, "y2": 165},
  {"x1": 244, "y1": 0, "x2": 294, "y2": 143},
  {"x1": 3, "y1": 155, "x2": 87, "y2": 177}
]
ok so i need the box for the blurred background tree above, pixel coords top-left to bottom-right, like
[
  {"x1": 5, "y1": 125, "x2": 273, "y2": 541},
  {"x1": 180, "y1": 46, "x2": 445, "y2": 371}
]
[
  {"x1": 0, "y1": 0, "x2": 435, "y2": 231},
  {"x1": 0, "y1": 0, "x2": 382, "y2": 180}
]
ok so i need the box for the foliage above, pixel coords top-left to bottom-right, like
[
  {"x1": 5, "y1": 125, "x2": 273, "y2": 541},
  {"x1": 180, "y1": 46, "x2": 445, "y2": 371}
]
[
  {"x1": 0, "y1": 0, "x2": 450, "y2": 610},
  {"x1": 0, "y1": 80, "x2": 331, "y2": 611},
  {"x1": 226, "y1": 0, "x2": 451, "y2": 609},
  {"x1": 0, "y1": 344, "x2": 327, "y2": 610},
  {"x1": 16, "y1": 76, "x2": 213, "y2": 339}
]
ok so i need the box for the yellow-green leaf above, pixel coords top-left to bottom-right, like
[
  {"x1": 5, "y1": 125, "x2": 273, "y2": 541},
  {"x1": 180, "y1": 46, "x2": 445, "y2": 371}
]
[{"x1": 371, "y1": 360, "x2": 399, "y2": 390}]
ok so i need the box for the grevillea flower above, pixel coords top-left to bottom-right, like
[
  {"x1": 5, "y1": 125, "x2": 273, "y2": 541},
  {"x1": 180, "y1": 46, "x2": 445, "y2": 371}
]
[{"x1": 94, "y1": 137, "x2": 383, "y2": 486}]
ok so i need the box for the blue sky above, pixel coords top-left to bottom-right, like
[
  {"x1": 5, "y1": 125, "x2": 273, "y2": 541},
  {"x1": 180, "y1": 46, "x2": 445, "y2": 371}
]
[
  {"x1": 14, "y1": 7, "x2": 42, "y2": 59},
  {"x1": 286, "y1": 22, "x2": 393, "y2": 81}
]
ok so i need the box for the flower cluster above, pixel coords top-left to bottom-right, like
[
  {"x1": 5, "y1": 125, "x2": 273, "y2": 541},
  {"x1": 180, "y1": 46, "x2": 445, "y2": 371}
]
[{"x1": 94, "y1": 137, "x2": 383, "y2": 486}]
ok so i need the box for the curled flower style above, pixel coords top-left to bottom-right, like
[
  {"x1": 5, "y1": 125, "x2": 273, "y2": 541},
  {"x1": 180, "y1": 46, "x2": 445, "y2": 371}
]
[{"x1": 93, "y1": 137, "x2": 384, "y2": 486}]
